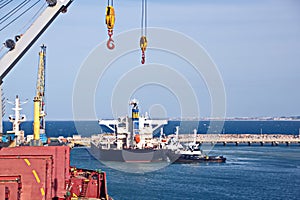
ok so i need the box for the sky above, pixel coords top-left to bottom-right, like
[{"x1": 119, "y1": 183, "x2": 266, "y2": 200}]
[{"x1": 1, "y1": 0, "x2": 300, "y2": 120}]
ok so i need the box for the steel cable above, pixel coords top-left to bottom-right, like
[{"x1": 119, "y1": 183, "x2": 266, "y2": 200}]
[
  {"x1": 17, "y1": 1, "x2": 46, "y2": 34},
  {"x1": 0, "y1": 0, "x2": 41, "y2": 32},
  {"x1": 141, "y1": 0, "x2": 147, "y2": 36},
  {"x1": 0, "y1": 0, "x2": 31, "y2": 25},
  {"x1": 0, "y1": 0, "x2": 13, "y2": 9}
]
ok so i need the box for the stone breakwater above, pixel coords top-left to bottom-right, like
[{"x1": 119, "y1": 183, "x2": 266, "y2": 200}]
[{"x1": 177, "y1": 134, "x2": 300, "y2": 146}]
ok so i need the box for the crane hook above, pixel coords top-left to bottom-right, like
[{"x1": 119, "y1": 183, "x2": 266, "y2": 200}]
[
  {"x1": 107, "y1": 37, "x2": 115, "y2": 50},
  {"x1": 106, "y1": 30, "x2": 115, "y2": 50}
]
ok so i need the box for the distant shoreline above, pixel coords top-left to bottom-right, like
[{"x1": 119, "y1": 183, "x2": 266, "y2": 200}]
[{"x1": 3, "y1": 119, "x2": 300, "y2": 122}]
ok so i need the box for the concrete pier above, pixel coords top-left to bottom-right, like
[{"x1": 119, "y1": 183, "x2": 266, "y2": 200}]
[
  {"x1": 176, "y1": 134, "x2": 300, "y2": 146},
  {"x1": 71, "y1": 133, "x2": 300, "y2": 148}
]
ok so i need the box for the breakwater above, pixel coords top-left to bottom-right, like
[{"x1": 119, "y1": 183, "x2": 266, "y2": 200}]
[{"x1": 177, "y1": 134, "x2": 300, "y2": 146}]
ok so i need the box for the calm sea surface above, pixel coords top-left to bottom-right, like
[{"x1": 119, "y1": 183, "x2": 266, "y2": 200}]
[
  {"x1": 4, "y1": 120, "x2": 300, "y2": 137},
  {"x1": 71, "y1": 145, "x2": 300, "y2": 200}
]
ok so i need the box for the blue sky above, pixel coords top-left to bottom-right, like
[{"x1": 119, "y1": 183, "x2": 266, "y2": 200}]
[{"x1": 1, "y1": 0, "x2": 300, "y2": 120}]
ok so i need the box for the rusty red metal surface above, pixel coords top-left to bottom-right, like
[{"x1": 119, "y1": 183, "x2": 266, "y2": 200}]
[{"x1": 0, "y1": 146, "x2": 109, "y2": 200}]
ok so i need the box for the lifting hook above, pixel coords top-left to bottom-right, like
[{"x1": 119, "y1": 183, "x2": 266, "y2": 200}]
[
  {"x1": 107, "y1": 30, "x2": 115, "y2": 50},
  {"x1": 107, "y1": 37, "x2": 115, "y2": 50}
]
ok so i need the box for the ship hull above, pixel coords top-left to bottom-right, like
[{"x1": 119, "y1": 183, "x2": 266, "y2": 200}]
[
  {"x1": 173, "y1": 155, "x2": 226, "y2": 164},
  {"x1": 90, "y1": 142, "x2": 172, "y2": 162},
  {"x1": 0, "y1": 146, "x2": 110, "y2": 199}
]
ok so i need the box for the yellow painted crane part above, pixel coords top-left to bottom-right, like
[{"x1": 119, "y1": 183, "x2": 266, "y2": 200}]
[
  {"x1": 140, "y1": 0, "x2": 148, "y2": 64},
  {"x1": 106, "y1": 5, "x2": 115, "y2": 50},
  {"x1": 33, "y1": 97, "x2": 40, "y2": 141},
  {"x1": 106, "y1": 6, "x2": 115, "y2": 30},
  {"x1": 140, "y1": 35, "x2": 147, "y2": 64}
]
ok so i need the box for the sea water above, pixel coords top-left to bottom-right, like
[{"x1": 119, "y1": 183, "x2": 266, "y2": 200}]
[
  {"x1": 4, "y1": 120, "x2": 300, "y2": 137},
  {"x1": 3, "y1": 120, "x2": 299, "y2": 199},
  {"x1": 71, "y1": 145, "x2": 300, "y2": 200}
]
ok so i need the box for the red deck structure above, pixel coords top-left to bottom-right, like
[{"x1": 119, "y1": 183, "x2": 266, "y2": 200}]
[{"x1": 0, "y1": 146, "x2": 109, "y2": 200}]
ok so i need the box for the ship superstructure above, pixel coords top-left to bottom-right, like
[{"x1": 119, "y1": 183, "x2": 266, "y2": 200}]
[
  {"x1": 91, "y1": 99, "x2": 171, "y2": 162},
  {"x1": 4, "y1": 95, "x2": 27, "y2": 146},
  {"x1": 98, "y1": 99, "x2": 168, "y2": 150}
]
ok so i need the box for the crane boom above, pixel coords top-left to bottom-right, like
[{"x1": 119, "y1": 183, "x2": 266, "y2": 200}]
[
  {"x1": 0, "y1": 0, "x2": 73, "y2": 134},
  {"x1": 33, "y1": 45, "x2": 47, "y2": 145},
  {"x1": 0, "y1": 0, "x2": 73, "y2": 81}
]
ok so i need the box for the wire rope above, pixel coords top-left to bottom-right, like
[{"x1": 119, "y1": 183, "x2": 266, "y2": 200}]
[
  {"x1": 0, "y1": 0, "x2": 13, "y2": 9},
  {"x1": 141, "y1": 0, "x2": 147, "y2": 36},
  {"x1": 0, "y1": 0, "x2": 41, "y2": 32},
  {"x1": 17, "y1": 1, "x2": 46, "y2": 34},
  {"x1": 0, "y1": 0, "x2": 31, "y2": 25}
]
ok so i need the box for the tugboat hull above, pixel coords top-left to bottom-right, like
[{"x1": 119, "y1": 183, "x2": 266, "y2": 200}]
[{"x1": 174, "y1": 155, "x2": 226, "y2": 164}]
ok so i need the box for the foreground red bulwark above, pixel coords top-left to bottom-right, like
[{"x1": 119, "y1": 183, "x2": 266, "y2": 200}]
[{"x1": 0, "y1": 146, "x2": 110, "y2": 200}]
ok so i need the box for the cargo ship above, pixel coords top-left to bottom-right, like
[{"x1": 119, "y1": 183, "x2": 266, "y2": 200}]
[
  {"x1": 0, "y1": 1, "x2": 112, "y2": 195},
  {"x1": 0, "y1": 146, "x2": 110, "y2": 199},
  {"x1": 0, "y1": 94, "x2": 111, "y2": 199},
  {"x1": 90, "y1": 99, "x2": 175, "y2": 162}
]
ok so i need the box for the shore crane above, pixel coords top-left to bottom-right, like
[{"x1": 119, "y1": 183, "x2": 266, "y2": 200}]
[
  {"x1": 32, "y1": 45, "x2": 47, "y2": 145},
  {"x1": 0, "y1": 0, "x2": 73, "y2": 144},
  {"x1": 0, "y1": 0, "x2": 151, "y2": 142}
]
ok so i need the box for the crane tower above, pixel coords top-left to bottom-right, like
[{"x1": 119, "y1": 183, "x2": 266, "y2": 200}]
[{"x1": 32, "y1": 45, "x2": 47, "y2": 146}]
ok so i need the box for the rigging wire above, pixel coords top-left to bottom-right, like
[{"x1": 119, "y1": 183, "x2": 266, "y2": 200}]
[
  {"x1": 0, "y1": 0, "x2": 31, "y2": 25},
  {"x1": 145, "y1": 0, "x2": 147, "y2": 36},
  {"x1": 0, "y1": 0, "x2": 10, "y2": 3},
  {"x1": 0, "y1": 0, "x2": 41, "y2": 32},
  {"x1": 0, "y1": 0, "x2": 13, "y2": 9},
  {"x1": 17, "y1": 1, "x2": 46, "y2": 34},
  {"x1": 140, "y1": 0, "x2": 147, "y2": 64},
  {"x1": 141, "y1": 0, "x2": 147, "y2": 36},
  {"x1": 107, "y1": 0, "x2": 113, "y2": 7}
]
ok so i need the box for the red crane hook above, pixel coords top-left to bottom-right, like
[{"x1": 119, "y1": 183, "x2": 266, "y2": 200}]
[{"x1": 107, "y1": 30, "x2": 115, "y2": 50}]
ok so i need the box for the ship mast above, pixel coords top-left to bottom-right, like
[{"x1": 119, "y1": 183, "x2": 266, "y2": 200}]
[{"x1": 6, "y1": 95, "x2": 27, "y2": 146}]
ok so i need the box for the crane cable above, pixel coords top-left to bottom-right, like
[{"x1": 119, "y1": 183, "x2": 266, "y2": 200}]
[
  {"x1": 140, "y1": 0, "x2": 147, "y2": 64},
  {"x1": 0, "y1": 0, "x2": 31, "y2": 25},
  {"x1": 0, "y1": 0, "x2": 42, "y2": 32},
  {"x1": 105, "y1": 0, "x2": 115, "y2": 50},
  {"x1": 17, "y1": 1, "x2": 46, "y2": 35},
  {"x1": 0, "y1": 0, "x2": 13, "y2": 9}
]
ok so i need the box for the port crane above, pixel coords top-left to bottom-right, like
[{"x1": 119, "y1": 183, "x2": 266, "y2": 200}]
[
  {"x1": 0, "y1": 0, "x2": 73, "y2": 143},
  {"x1": 0, "y1": 2, "x2": 111, "y2": 199},
  {"x1": 0, "y1": 0, "x2": 149, "y2": 143},
  {"x1": 32, "y1": 44, "x2": 47, "y2": 145}
]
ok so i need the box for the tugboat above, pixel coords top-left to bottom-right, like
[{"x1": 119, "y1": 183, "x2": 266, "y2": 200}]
[
  {"x1": 90, "y1": 99, "x2": 172, "y2": 162},
  {"x1": 173, "y1": 143, "x2": 226, "y2": 164},
  {"x1": 167, "y1": 128, "x2": 226, "y2": 164}
]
